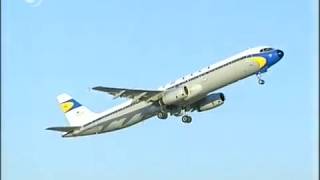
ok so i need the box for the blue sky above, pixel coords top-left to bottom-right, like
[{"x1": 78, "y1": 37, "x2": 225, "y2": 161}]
[{"x1": 2, "y1": 0, "x2": 318, "y2": 179}]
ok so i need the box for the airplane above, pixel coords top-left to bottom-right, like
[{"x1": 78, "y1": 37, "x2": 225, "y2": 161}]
[{"x1": 47, "y1": 46, "x2": 284, "y2": 137}]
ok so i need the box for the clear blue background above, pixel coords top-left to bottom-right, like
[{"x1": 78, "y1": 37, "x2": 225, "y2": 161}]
[{"x1": 2, "y1": 0, "x2": 318, "y2": 179}]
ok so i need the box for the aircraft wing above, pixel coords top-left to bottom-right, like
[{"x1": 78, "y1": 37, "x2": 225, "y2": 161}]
[{"x1": 92, "y1": 86, "x2": 163, "y2": 102}]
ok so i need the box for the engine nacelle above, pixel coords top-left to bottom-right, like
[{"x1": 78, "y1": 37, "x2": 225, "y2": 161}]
[
  {"x1": 184, "y1": 84, "x2": 203, "y2": 101},
  {"x1": 195, "y1": 93, "x2": 225, "y2": 112},
  {"x1": 162, "y1": 86, "x2": 189, "y2": 105}
]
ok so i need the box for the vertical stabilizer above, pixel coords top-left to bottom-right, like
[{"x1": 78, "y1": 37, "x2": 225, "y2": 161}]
[{"x1": 57, "y1": 93, "x2": 97, "y2": 126}]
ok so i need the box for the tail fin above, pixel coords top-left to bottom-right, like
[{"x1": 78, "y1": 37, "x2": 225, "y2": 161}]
[{"x1": 57, "y1": 93, "x2": 97, "y2": 126}]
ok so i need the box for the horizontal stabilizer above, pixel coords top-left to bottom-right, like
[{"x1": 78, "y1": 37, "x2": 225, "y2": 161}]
[{"x1": 46, "y1": 126, "x2": 80, "y2": 132}]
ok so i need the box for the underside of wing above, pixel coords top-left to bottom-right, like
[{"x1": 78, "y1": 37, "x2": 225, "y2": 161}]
[{"x1": 92, "y1": 86, "x2": 163, "y2": 102}]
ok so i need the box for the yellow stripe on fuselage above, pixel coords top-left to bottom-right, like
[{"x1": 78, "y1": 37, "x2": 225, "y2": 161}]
[
  {"x1": 60, "y1": 101, "x2": 74, "y2": 113},
  {"x1": 247, "y1": 56, "x2": 267, "y2": 69}
]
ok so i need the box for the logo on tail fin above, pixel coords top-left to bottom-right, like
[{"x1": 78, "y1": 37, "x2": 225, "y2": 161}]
[
  {"x1": 60, "y1": 99, "x2": 81, "y2": 113},
  {"x1": 57, "y1": 93, "x2": 97, "y2": 126}
]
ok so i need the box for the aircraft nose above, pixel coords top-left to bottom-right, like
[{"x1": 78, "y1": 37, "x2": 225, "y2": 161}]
[{"x1": 276, "y1": 50, "x2": 284, "y2": 59}]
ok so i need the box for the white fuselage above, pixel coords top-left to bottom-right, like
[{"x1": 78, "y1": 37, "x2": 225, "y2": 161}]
[{"x1": 64, "y1": 46, "x2": 277, "y2": 137}]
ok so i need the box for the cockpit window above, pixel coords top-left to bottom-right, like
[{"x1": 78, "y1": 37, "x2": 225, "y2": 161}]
[{"x1": 260, "y1": 48, "x2": 273, "y2": 52}]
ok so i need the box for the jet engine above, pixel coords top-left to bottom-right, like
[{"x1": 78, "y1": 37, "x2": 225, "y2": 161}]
[
  {"x1": 161, "y1": 86, "x2": 189, "y2": 105},
  {"x1": 194, "y1": 93, "x2": 225, "y2": 112},
  {"x1": 161, "y1": 85, "x2": 203, "y2": 105}
]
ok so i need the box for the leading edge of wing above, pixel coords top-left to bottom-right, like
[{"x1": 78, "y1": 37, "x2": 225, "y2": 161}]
[
  {"x1": 92, "y1": 86, "x2": 163, "y2": 101},
  {"x1": 92, "y1": 86, "x2": 162, "y2": 94}
]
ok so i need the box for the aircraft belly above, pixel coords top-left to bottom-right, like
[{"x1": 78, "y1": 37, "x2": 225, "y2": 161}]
[
  {"x1": 80, "y1": 126, "x2": 103, "y2": 135},
  {"x1": 78, "y1": 102, "x2": 160, "y2": 135},
  {"x1": 101, "y1": 104, "x2": 159, "y2": 133}
]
